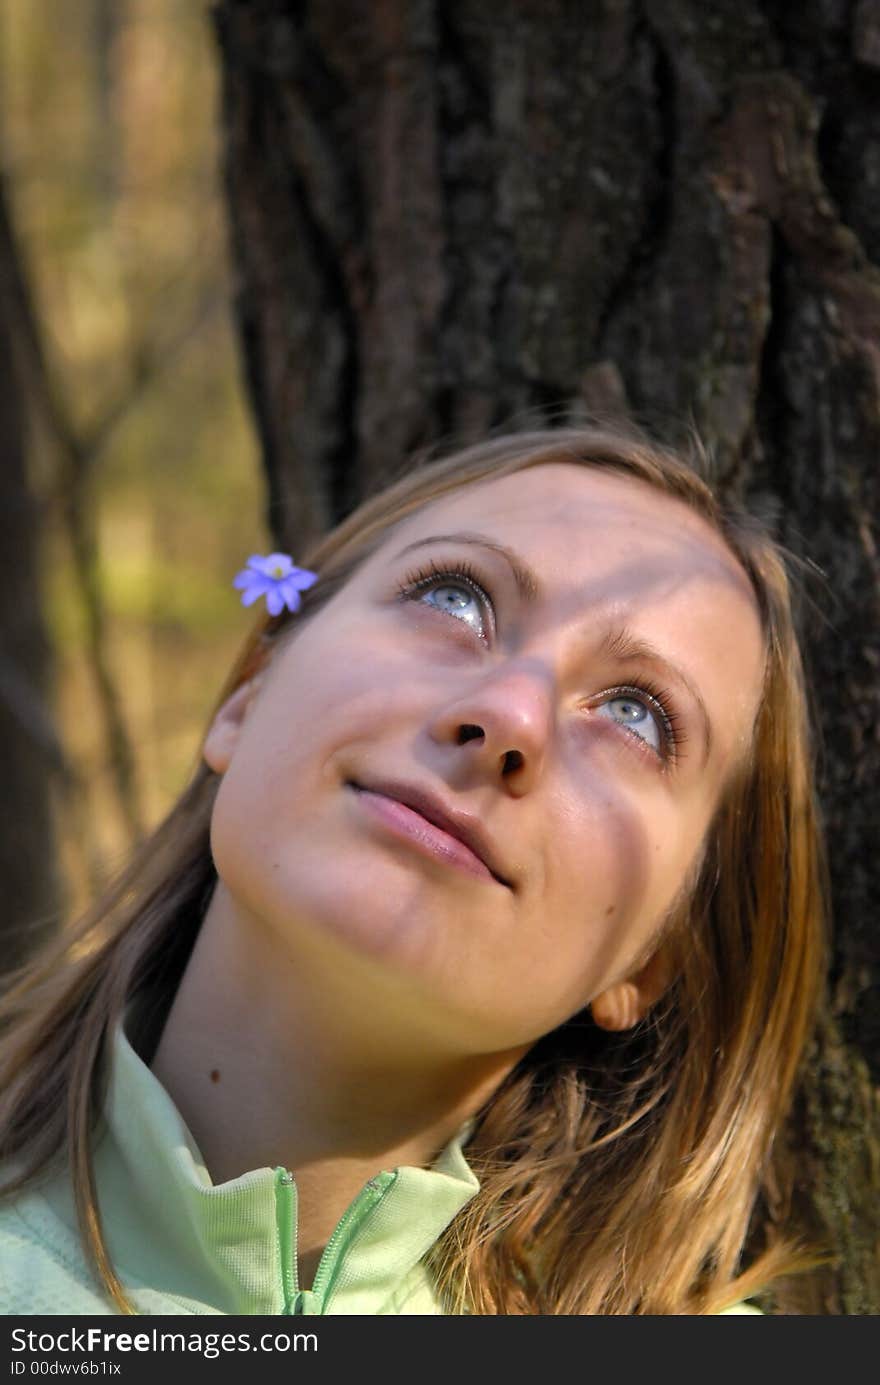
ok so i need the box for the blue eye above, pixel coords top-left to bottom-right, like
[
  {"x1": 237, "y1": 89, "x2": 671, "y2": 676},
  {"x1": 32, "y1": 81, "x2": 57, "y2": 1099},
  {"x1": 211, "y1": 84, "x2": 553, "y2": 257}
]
[
  {"x1": 422, "y1": 582, "x2": 485, "y2": 634},
  {"x1": 397, "y1": 562, "x2": 492, "y2": 642},
  {"x1": 597, "y1": 692, "x2": 663, "y2": 754}
]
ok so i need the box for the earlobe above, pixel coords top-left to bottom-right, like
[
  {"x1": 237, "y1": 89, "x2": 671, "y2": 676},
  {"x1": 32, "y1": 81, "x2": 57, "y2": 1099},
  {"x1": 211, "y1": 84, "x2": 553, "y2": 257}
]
[
  {"x1": 202, "y1": 678, "x2": 263, "y2": 775},
  {"x1": 590, "y1": 982, "x2": 642, "y2": 1032},
  {"x1": 590, "y1": 947, "x2": 672, "y2": 1032}
]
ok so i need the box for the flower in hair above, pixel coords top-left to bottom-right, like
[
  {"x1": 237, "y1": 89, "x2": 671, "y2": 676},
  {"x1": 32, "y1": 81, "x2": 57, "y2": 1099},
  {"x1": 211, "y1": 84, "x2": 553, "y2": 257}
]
[{"x1": 233, "y1": 553, "x2": 318, "y2": 616}]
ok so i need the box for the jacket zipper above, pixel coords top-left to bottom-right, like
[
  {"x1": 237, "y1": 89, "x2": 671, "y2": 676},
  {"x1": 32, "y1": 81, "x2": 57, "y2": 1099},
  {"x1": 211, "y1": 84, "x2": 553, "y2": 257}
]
[
  {"x1": 274, "y1": 1168, "x2": 301, "y2": 1314},
  {"x1": 309, "y1": 1171, "x2": 396, "y2": 1302},
  {"x1": 274, "y1": 1166, "x2": 397, "y2": 1313}
]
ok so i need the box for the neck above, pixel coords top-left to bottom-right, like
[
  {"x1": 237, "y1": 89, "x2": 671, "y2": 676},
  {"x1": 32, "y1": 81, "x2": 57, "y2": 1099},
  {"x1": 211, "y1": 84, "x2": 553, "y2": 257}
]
[{"x1": 149, "y1": 883, "x2": 527, "y2": 1279}]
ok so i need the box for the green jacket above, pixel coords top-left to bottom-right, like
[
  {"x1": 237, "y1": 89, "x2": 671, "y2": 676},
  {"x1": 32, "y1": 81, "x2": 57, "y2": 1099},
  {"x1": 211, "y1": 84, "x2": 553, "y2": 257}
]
[
  {"x1": 0, "y1": 1020, "x2": 760, "y2": 1316},
  {"x1": 0, "y1": 1020, "x2": 479, "y2": 1315}
]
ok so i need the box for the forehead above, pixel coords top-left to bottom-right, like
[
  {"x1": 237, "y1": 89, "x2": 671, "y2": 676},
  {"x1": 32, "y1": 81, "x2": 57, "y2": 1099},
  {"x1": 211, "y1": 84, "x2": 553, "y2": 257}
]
[{"x1": 386, "y1": 462, "x2": 759, "y2": 611}]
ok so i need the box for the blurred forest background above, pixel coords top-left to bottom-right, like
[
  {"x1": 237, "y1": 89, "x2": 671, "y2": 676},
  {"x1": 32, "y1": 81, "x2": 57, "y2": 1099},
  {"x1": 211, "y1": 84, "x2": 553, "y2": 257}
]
[
  {"x1": 1, "y1": 0, "x2": 878, "y2": 1311},
  {"x1": 1, "y1": 0, "x2": 264, "y2": 946}
]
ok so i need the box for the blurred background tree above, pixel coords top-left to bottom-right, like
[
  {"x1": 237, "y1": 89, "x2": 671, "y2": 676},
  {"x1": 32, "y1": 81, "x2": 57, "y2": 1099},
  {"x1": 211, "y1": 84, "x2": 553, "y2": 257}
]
[
  {"x1": 1, "y1": 0, "x2": 877, "y2": 1313},
  {"x1": 0, "y1": 0, "x2": 264, "y2": 952}
]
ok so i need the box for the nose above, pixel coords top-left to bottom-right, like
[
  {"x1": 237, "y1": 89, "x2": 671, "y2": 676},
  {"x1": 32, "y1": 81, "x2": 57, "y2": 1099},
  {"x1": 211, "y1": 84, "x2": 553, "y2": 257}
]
[{"x1": 427, "y1": 662, "x2": 554, "y2": 790}]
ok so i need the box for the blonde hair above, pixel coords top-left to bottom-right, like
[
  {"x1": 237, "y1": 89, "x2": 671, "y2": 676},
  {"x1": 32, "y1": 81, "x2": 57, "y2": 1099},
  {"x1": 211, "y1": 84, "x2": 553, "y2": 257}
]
[{"x1": 0, "y1": 425, "x2": 828, "y2": 1313}]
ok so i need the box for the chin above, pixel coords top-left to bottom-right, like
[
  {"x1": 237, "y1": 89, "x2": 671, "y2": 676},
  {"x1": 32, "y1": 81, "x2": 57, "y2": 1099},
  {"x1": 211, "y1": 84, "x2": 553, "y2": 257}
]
[{"x1": 250, "y1": 849, "x2": 442, "y2": 971}]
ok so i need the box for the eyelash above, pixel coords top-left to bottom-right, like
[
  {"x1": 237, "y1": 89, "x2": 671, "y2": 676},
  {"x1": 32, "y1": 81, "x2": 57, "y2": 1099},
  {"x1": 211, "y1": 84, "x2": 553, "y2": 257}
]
[{"x1": 395, "y1": 558, "x2": 689, "y2": 769}]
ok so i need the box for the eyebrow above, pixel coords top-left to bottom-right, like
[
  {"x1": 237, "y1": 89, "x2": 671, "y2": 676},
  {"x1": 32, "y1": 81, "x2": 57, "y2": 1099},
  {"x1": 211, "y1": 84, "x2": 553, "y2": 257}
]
[
  {"x1": 392, "y1": 530, "x2": 713, "y2": 765},
  {"x1": 393, "y1": 531, "x2": 542, "y2": 602}
]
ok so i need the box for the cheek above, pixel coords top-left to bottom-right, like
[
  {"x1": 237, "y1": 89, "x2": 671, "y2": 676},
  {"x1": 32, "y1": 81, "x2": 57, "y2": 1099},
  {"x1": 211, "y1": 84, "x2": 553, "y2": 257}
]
[
  {"x1": 545, "y1": 774, "x2": 661, "y2": 917},
  {"x1": 270, "y1": 617, "x2": 418, "y2": 742},
  {"x1": 537, "y1": 787, "x2": 696, "y2": 977},
  {"x1": 206, "y1": 630, "x2": 420, "y2": 883}
]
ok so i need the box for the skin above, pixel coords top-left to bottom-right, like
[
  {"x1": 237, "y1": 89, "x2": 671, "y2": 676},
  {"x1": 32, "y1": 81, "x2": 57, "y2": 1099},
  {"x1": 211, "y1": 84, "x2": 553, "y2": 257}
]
[{"x1": 152, "y1": 463, "x2": 765, "y2": 1288}]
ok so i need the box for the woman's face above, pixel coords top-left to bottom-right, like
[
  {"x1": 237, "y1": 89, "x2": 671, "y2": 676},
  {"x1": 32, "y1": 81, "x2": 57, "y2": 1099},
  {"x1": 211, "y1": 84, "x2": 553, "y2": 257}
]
[{"x1": 205, "y1": 464, "x2": 765, "y2": 1052}]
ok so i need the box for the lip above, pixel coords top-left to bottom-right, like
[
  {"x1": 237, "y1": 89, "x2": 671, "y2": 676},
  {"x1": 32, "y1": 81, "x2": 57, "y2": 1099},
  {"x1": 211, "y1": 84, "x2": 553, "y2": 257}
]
[{"x1": 347, "y1": 779, "x2": 512, "y2": 888}]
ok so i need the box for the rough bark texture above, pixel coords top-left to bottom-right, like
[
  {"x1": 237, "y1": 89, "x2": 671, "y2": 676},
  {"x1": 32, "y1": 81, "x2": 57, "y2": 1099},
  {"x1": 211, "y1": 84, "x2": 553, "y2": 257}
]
[{"x1": 213, "y1": 0, "x2": 880, "y2": 1311}]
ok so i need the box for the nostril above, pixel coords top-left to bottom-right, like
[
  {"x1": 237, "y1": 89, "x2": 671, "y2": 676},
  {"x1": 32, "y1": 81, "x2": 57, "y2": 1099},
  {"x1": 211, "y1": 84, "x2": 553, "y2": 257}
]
[
  {"x1": 457, "y1": 724, "x2": 484, "y2": 745},
  {"x1": 502, "y1": 749, "x2": 524, "y2": 774}
]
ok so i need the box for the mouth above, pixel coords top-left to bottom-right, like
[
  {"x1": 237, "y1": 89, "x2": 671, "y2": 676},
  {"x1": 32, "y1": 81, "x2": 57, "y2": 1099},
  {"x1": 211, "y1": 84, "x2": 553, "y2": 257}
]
[{"x1": 346, "y1": 780, "x2": 512, "y2": 888}]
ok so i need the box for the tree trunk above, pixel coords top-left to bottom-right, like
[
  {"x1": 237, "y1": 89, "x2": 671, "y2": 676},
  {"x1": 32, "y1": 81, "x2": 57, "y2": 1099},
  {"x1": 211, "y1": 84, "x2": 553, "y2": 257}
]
[
  {"x1": 0, "y1": 174, "x2": 61, "y2": 971},
  {"x1": 213, "y1": 0, "x2": 880, "y2": 1312}
]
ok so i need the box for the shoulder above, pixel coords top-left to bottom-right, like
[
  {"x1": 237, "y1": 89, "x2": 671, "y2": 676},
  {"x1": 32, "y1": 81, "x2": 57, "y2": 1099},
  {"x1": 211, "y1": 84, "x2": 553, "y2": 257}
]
[
  {"x1": 0, "y1": 1180, "x2": 116, "y2": 1315},
  {"x1": 376, "y1": 1261, "x2": 450, "y2": 1315},
  {"x1": 0, "y1": 1173, "x2": 216, "y2": 1318}
]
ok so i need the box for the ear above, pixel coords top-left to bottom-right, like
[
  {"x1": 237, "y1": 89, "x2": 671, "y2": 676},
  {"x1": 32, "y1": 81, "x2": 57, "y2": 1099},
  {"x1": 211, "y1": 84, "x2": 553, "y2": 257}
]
[
  {"x1": 589, "y1": 945, "x2": 672, "y2": 1032},
  {"x1": 202, "y1": 677, "x2": 264, "y2": 775}
]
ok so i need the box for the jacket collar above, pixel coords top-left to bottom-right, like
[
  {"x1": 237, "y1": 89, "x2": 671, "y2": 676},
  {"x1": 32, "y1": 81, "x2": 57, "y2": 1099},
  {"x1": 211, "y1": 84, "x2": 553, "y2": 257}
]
[{"x1": 42, "y1": 1015, "x2": 480, "y2": 1314}]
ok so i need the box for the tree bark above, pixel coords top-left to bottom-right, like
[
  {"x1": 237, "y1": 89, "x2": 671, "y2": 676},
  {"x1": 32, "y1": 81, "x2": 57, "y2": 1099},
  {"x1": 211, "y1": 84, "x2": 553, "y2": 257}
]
[{"x1": 213, "y1": 0, "x2": 880, "y2": 1311}]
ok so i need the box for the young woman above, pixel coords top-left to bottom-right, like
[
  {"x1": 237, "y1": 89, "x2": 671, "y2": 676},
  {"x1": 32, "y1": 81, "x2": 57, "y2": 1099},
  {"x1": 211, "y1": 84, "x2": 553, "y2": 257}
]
[{"x1": 0, "y1": 425, "x2": 826, "y2": 1315}]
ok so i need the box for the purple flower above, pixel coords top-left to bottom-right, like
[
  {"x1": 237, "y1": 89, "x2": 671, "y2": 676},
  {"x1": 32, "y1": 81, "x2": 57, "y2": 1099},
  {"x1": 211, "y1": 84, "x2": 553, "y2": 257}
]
[{"x1": 233, "y1": 553, "x2": 318, "y2": 616}]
